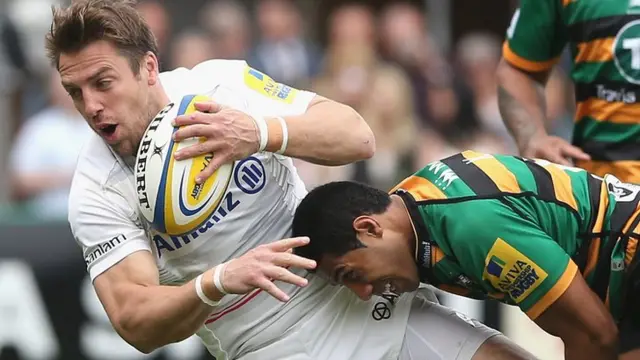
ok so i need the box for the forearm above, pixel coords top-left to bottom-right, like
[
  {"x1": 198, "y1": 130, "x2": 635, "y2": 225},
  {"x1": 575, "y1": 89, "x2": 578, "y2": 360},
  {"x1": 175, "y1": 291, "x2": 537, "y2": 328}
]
[
  {"x1": 114, "y1": 269, "x2": 223, "y2": 353},
  {"x1": 496, "y1": 59, "x2": 550, "y2": 151},
  {"x1": 265, "y1": 97, "x2": 375, "y2": 165}
]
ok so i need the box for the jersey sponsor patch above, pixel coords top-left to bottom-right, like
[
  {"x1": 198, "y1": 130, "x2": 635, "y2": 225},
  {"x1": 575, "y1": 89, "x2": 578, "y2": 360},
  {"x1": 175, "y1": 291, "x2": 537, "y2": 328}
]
[
  {"x1": 83, "y1": 234, "x2": 127, "y2": 267},
  {"x1": 483, "y1": 238, "x2": 548, "y2": 303},
  {"x1": 243, "y1": 66, "x2": 297, "y2": 103},
  {"x1": 613, "y1": 19, "x2": 640, "y2": 85}
]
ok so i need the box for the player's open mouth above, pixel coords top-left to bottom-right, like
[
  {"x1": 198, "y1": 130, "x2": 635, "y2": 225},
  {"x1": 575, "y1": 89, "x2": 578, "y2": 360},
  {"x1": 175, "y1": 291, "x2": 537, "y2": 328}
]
[{"x1": 98, "y1": 124, "x2": 119, "y2": 142}]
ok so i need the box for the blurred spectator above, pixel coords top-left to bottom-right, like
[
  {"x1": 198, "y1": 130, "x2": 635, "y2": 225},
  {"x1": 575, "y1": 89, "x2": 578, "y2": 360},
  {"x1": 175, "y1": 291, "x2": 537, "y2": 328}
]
[
  {"x1": 302, "y1": 4, "x2": 420, "y2": 190},
  {"x1": 357, "y1": 63, "x2": 421, "y2": 189},
  {"x1": 248, "y1": 0, "x2": 322, "y2": 88},
  {"x1": 378, "y1": 3, "x2": 488, "y2": 160},
  {"x1": 200, "y1": 0, "x2": 251, "y2": 60},
  {"x1": 0, "y1": 12, "x2": 29, "y2": 202},
  {"x1": 170, "y1": 28, "x2": 217, "y2": 69},
  {"x1": 379, "y1": 2, "x2": 444, "y2": 121},
  {"x1": 328, "y1": 3, "x2": 376, "y2": 49},
  {"x1": 7, "y1": 0, "x2": 58, "y2": 121},
  {"x1": 315, "y1": 4, "x2": 378, "y2": 109},
  {"x1": 379, "y1": 1, "x2": 429, "y2": 67},
  {"x1": 456, "y1": 32, "x2": 517, "y2": 154},
  {"x1": 8, "y1": 70, "x2": 91, "y2": 220},
  {"x1": 0, "y1": 12, "x2": 28, "y2": 136},
  {"x1": 136, "y1": 0, "x2": 172, "y2": 70},
  {"x1": 298, "y1": 4, "x2": 378, "y2": 188}
]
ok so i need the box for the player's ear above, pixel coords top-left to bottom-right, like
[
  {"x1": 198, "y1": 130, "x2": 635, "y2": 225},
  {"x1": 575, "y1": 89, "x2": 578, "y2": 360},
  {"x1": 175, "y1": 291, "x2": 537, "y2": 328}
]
[
  {"x1": 143, "y1": 51, "x2": 160, "y2": 86},
  {"x1": 353, "y1": 216, "x2": 383, "y2": 239}
]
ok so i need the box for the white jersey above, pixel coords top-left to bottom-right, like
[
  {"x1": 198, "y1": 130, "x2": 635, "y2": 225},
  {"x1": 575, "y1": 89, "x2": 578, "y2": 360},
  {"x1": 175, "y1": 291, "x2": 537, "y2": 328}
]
[{"x1": 68, "y1": 60, "x2": 414, "y2": 360}]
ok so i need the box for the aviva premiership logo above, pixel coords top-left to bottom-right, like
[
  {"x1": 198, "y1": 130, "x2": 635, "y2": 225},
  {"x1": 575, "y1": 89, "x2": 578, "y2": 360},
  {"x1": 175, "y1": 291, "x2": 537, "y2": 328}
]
[
  {"x1": 243, "y1": 66, "x2": 297, "y2": 103},
  {"x1": 483, "y1": 238, "x2": 548, "y2": 303}
]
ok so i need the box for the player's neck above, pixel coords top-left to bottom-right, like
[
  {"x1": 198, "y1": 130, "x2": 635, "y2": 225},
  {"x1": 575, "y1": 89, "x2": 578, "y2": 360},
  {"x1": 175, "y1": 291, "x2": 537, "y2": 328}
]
[
  {"x1": 389, "y1": 195, "x2": 419, "y2": 261},
  {"x1": 152, "y1": 84, "x2": 171, "y2": 116}
]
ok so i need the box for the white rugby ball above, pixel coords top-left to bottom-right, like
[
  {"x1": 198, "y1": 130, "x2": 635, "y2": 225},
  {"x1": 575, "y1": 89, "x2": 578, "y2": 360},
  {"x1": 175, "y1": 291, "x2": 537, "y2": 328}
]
[{"x1": 134, "y1": 94, "x2": 234, "y2": 236}]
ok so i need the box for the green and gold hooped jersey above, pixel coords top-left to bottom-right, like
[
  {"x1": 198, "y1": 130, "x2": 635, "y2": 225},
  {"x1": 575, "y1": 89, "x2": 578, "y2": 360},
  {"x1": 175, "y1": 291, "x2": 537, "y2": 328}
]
[
  {"x1": 391, "y1": 150, "x2": 640, "y2": 321},
  {"x1": 503, "y1": 0, "x2": 640, "y2": 182}
]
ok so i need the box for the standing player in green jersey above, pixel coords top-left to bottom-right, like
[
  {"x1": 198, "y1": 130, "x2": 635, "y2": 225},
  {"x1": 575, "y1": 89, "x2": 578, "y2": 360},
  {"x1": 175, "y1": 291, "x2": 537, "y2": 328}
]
[
  {"x1": 497, "y1": 0, "x2": 640, "y2": 183},
  {"x1": 292, "y1": 150, "x2": 640, "y2": 360}
]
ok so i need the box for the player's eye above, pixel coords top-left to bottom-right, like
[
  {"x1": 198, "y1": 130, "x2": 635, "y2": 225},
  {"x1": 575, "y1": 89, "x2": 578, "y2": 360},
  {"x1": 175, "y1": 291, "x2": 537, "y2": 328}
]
[
  {"x1": 96, "y1": 79, "x2": 111, "y2": 90},
  {"x1": 67, "y1": 88, "x2": 81, "y2": 100}
]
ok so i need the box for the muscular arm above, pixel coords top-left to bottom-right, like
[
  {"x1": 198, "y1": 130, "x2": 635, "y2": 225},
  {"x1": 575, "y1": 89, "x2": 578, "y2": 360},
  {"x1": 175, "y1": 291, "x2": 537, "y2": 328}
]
[
  {"x1": 93, "y1": 251, "x2": 224, "y2": 353},
  {"x1": 265, "y1": 95, "x2": 375, "y2": 165},
  {"x1": 91, "y1": 237, "x2": 314, "y2": 354},
  {"x1": 496, "y1": 59, "x2": 550, "y2": 152},
  {"x1": 534, "y1": 271, "x2": 618, "y2": 360}
]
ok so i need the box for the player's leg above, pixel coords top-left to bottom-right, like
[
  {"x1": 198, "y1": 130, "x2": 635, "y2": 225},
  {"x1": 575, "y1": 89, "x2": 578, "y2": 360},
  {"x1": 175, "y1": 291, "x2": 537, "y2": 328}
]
[
  {"x1": 398, "y1": 288, "x2": 537, "y2": 360},
  {"x1": 469, "y1": 334, "x2": 538, "y2": 360}
]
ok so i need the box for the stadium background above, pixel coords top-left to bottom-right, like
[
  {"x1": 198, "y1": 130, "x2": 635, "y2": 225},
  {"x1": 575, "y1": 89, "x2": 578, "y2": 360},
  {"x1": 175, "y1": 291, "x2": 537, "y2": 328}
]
[{"x1": 0, "y1": 0, "x2": 573, "y2": 359}]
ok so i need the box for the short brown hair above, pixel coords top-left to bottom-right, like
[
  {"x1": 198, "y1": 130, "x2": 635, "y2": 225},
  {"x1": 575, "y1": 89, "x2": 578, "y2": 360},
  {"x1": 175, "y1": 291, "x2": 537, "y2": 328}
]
[{"x1": 45, "y1": 0, "x2": 159, "y2": 73}]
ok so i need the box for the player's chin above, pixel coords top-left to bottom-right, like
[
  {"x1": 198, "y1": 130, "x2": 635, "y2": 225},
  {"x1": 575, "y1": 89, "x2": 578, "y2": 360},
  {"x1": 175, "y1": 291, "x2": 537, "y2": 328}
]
[{"x1": 112, "y1": 141, "x2": 135, "y2": 158}]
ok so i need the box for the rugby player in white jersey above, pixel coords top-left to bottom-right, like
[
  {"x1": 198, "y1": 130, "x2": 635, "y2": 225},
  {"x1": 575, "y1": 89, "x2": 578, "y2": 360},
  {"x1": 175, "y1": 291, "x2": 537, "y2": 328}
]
[{"x1": 47, "y1": 1, "x2": 537, "y2": 359}]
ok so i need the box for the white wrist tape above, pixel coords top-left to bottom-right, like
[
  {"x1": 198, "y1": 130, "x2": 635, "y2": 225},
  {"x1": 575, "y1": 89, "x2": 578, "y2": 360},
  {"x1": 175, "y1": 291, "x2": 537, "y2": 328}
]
[
  {"x1": 254, "y1": 115, "x2": 269, "y2": 152},
  {"x1": 213, "y1": 263, "x2": 229, "y2": 295},
  {"x1": 195, "y1": 274, "x2": 220, "y2": 307},
  {"x1": 275, "y1": 117, "x2": 289, "y2": 155}
]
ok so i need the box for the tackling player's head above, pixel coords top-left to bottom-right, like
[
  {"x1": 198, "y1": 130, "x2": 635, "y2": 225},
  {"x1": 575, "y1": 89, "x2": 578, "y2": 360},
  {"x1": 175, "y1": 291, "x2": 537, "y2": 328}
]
[
  {"x1": 45, "y1": 0, "x2": 169, "y2": 157},
  {"x1": 292, "y1": 181, "x2": 420, "y2": 301}
]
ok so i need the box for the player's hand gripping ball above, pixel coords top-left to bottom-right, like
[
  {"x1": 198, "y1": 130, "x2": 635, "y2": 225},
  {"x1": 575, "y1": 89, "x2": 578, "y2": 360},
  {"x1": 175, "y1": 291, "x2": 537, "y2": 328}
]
[{"x1": 134, "y1": 94, "x2": 235, "y2": 236}]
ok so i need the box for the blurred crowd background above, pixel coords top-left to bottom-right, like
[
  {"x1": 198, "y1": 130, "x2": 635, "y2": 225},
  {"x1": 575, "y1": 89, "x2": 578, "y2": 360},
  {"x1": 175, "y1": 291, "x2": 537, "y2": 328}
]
[{"x1": 0, "y1": 0, "x2": 574, "y2": 358}]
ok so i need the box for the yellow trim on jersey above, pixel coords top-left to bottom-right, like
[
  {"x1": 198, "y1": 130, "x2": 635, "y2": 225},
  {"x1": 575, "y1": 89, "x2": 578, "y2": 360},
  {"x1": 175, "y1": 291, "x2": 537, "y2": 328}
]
[
  {"x1": 584, "y1": 239, "x2": 602, "y2": 278},
  {"x1": 575, "y1": 159, "x2": 640, "y2": 183},
  {"x1": 542, "y1": 164, "x2": 579, "y2": 212},
  {"x1": 390, "y1": 175, "x2": 447, "y2": 201},
  {"x1": 575, "y1": 99, "x2": 640, "y2": 125},
  {"x1": 626, "y1": 238, "x2": 638, "y2": 267},
  {"x1": 461, "y1": 151, "x2": 521, "y2": 193},
  {"x1": 575, "y1": 38, "x2": 615, "y2": 63},
  {"x1": 584, "y1": 183, "x2": 607, "y2": 278},
  {"x1": 526, "y1": 260, "x2": 578, "y2": 320},
  {"x1": 432, "y1": 246, "x2": 446, "y2": 265},
  {"x1": 502, "y1": 42, "x2": 559, "y2": 72},
  {"x1": 617, "y1": 208, "x2": 640, "y2": 270}
]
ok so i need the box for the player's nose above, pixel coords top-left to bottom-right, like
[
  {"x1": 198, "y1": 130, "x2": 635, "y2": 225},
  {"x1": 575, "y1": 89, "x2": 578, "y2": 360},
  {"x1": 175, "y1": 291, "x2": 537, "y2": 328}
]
[
  {"x1": 83, "y1": 91, "x2": 104, "y2": 118},
  {"x1": 346, "y1": 283, "x2": 373, "y2": 301}
]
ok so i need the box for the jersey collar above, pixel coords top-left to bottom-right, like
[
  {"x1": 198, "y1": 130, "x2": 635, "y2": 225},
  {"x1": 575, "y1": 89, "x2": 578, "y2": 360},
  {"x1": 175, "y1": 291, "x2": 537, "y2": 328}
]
[{"x1": 393, "y1": 189, "x2": 437, "y2": 284}]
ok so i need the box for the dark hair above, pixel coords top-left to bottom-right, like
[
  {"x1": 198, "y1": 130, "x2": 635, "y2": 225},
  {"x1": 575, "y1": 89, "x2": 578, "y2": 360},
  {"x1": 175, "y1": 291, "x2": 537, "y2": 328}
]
[
  {"x1": 292, "y1": 181, "x2": 392, "y2": 263},
  {"x1": 45, "y1": 0, "x2": 159, "y2": 73}
]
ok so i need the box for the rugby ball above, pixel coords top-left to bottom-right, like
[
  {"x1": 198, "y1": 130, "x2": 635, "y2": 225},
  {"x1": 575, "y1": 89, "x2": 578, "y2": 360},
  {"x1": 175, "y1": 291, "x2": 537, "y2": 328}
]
[{"x1": 134, "y1": 94, "x2": 234, "y2": 236}]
